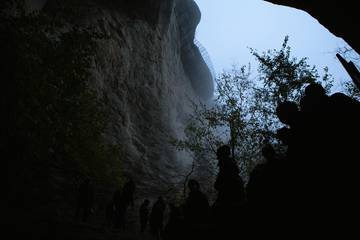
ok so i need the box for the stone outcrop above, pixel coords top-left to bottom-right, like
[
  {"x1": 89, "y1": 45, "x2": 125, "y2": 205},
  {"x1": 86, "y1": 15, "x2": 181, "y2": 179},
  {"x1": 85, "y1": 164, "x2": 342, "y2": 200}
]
[
  {"x1": 264, "y1": 0, "x2": 360, "y2": 54},
  {"x1": 42, "y1": 0, "x2": 214, "y2": 198}
]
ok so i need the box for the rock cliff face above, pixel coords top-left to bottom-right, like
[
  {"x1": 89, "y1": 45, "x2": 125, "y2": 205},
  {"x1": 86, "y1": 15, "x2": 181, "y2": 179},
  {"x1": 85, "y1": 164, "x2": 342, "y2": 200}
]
[
  {"x1": 264, "y1": 0, "x2": 360, "y2": 54},
  {"x1": 42, "y1": 0, "x2": 214, "y2": 198}
]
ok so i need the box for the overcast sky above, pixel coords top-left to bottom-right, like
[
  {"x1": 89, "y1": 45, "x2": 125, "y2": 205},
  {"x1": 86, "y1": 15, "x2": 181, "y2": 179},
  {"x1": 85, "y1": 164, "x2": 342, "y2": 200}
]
[{"x1": 194, "y1": 0, "x2": 352, "y2": 91}]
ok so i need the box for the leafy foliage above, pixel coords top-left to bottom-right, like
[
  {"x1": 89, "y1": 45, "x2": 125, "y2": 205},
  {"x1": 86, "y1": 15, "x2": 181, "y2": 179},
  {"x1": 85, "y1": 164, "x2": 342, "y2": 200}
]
[
  {"x1": 343, "y1": 81, "x2": 360, "y2": 101},
  {"x1": 172, "y1": 37, "x2": 334, "y2": 182},
  {"x1": 251, "y1": 36, "x2": 333, "y2": 104}
]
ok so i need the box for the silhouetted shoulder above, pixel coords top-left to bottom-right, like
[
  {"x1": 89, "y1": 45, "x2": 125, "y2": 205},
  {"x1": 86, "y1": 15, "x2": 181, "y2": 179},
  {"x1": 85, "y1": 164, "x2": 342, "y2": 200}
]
[
  {"x1": 329, "y1": 92, "x2": 360, "y2": 117},
  {"x1": 330, "y1": 92, "x2": 359, "y2": 105}
]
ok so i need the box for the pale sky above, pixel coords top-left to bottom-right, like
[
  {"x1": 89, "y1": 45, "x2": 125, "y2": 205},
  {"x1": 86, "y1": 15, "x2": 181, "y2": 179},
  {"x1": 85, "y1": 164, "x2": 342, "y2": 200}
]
[{"x1": 194, "y1": 0, "x2": 352, "y2": 91}]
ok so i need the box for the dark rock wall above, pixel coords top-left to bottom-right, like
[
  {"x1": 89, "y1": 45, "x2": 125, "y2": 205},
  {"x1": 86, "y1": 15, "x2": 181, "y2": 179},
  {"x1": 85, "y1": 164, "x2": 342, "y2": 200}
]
[
  {"x1": 265, "y1": 0, "x2": 360, "y2": 54},
  {"x1": 42, "y1": 0, "x2": 214, "y2": 199}
]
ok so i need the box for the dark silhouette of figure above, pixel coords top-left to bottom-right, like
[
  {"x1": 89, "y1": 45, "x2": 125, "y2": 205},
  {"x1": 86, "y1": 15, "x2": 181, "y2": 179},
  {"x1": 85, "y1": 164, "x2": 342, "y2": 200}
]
[
  {"x1": 299, "y1": 84, "x2": 360, "y2": 202},
  {"x1": 300, "y1": 83, "x2": 360, "y2": 164},
  {"x1": 247, "y1": 144, "x2": 283, "y2": 205},
  {"x1": 276, "y1": 100, "x2": 308, "y2": 166},
  {"x1": 247, "y1": 144, "x2": 287, "y2": 232},
  {"x1": 214, "y1": 145, "x2": 245, "y2": 205},
  {"x1": 163, "y1": 203, "x2": 184, "y2": 240},
  {"x1": 75, "y1": 178, "x2": 94, "y2": 222},
  {"x1": 139, "y1": 199, "x2": 150, "y2": 233},
  {"x1": 300, "y1": 83, "x2": 332, "y2": 174},
  {"x1": 112, "y1": 178, "x2": 136, "y2": 230},
  {"x1": 301, "y1": 83, "x2": 330, "y2": 159},
  {"x1": 276, "y1": 98, "x2": 329, "y2": 228},
  {"x1": 274, "y1": 84, "x2": 360, "y2": 234},
  {"x1": 301, "y1": 83, "x2": 328, "y2": 114},
  {"x1": 184, "y1": 180, "x2": 210, "y2": 226},
  {"x1": 305, "y1": 82, "x2": 326, "y2": 97},
  {"x1": 328, "y1": 91, "x2": 360, "y2": 160},
  {"x1": 211, "y1": 145, "x2": 246, "y2": 238},
  {"x1": 122, "y1": 178, "x2": 136, "y2": 209},
  {"x1": 150, "y1": 196, "x2": 166, "y2": 239},
  {"x1": 276, "y1": 101, "x2": 300, "y2": 127},
  {"x1": 183, "y1": 179, "x2": 210, "y2": 239},
  {"x1": 326, "y1": 91, "x2": 360, "y2": 222}
]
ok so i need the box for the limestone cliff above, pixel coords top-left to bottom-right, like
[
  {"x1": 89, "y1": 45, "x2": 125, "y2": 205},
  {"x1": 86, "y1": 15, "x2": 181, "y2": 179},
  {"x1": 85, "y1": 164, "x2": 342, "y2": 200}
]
[{"x1": 42, "y1": 0, "x2": 214, "y2": 198}]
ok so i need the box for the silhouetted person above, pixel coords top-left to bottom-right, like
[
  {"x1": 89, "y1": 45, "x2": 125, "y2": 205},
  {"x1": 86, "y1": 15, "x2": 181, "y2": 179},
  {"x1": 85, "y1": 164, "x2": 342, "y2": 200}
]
[
  {"x1": 275, "y1": 84, "x2": 360, "y2": 233},
  {"x1": 305, "y1": 82, "x2": 326, "y2": 96},
  {"x1": 275, "y1": 100, "x2": 316, "y2": 232},
  {"x1": 300, "y1": 84, "x2": 359, "y2": 194},
  {"x1": 163, "y1": 203, "x2": 184, "y2": 240},
  {"x1": 211, "y1": 145, "x2": 246, "y2": 238},
  {"x1": 246, "y1": 144, "x2": 288, "y2": 235},
  {"x1": 139, "y1": 199, "x2": 150, "y2": 233},
  {"x1": 301, "y1": 83, "x2": 331, "y2": 159},
  {"x1": 184, "y1": 179, "x2": 210, "y2": 226},
  {"x1": 112, "y1": 178, "x2": 136, "y2": 230},
  {"x1": 247, "y1": 144, "x2": 287, "y2": 214},
  {"x1": 150, "y1": 196, "x2": 166, "y2": 239},
  {"x1": 184, "y1": 179, "x2": 210, "y2": 239},
  {"x1": 75, "y1": 178, "x2": 94, "y2": 222},
  {"x1": 122, "y1": 178, "x2": 136, "y2": 209},
  {"x1": 301, "y1": 83, "x2": 328, "y2": 115},
  {"x1": 327, "y1": 91, "x2": 360, "y2": 218},
  {"x1": 247, "y1": 144, "x2": 280, "y2": 203},
  {"x1": 328, "y1": 91, "x2": 360, "y2": 157},
  {"x1": 214, "y1": 145, "x2": 245, "y2": 205},
  {"x1": 276, "y1": 101, "x2": 308, "y2": 165},
  {"x1": 276, "y1": 101, "x2": 300, "y2": 127},
  {"x1": 301, "y1": 84, "x2": 334, "y2": 175}
]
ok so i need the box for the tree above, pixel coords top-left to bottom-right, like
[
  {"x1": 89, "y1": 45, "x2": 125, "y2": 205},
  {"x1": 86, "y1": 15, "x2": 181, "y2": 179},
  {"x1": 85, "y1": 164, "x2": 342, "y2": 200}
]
[
  {"x1": 343, "y1": 81, "x2": 360, "y2": 101},
  {"x1": 250, "y1": 35, "x2": 333, "y2": 134},
  {"x1": 172, "y1": 65, "x2": 258, "y2": 193},
  {"x1": 171, "y1": 36, "x2": 333, "y2": 189}
]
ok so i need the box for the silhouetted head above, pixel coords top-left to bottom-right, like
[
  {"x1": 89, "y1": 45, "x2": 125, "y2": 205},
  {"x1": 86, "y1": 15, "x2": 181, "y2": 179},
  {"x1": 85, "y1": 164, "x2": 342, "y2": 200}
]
[
  {"x1": 217, "y1": 145, "x2": 231, "y2": 160},
  {"x1": 188, "y1": 179, "x2": 200, "y2": 192},
  {"x1": 300, "y1": 95, "x2": 312, "y2": 112},
  {"x1": 276, "y1": 101, "x2": 299, "y2": 125},
  {"x1": 305, "y1": 83, "x2": 326, "y2": 97},
  {"x1": 276, "y1": 127, "x2": 290, "y2": 145},
  {"x1": 302, "y1": 83, "x2": 328, "y2": 112},
  {"x1": 262, "y1": 144, "x2": 276, "y2": 160}
]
